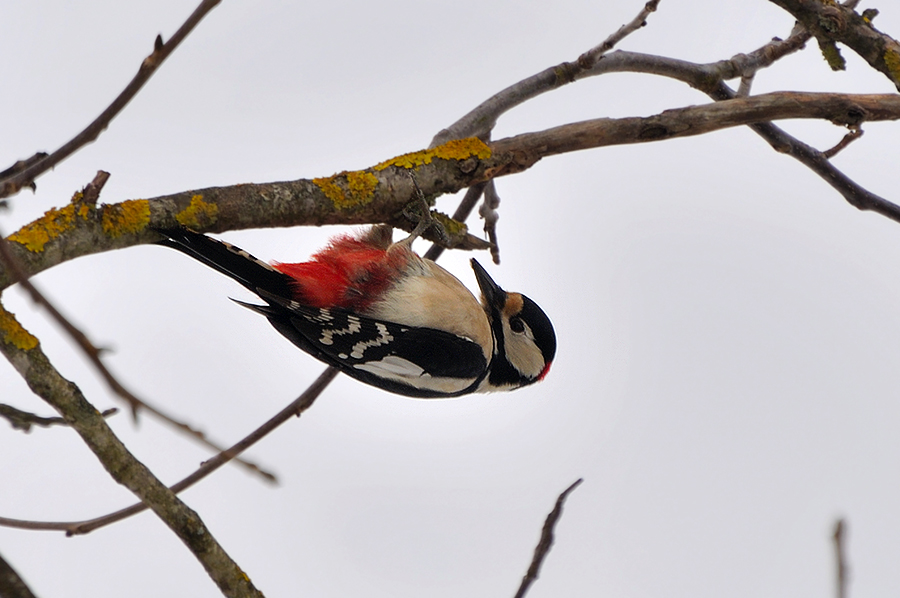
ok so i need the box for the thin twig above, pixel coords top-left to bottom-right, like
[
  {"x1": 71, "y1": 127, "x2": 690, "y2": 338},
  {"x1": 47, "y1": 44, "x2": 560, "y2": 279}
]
[
  {"x1": 432, "y1": 0, "x2": 665, "y2": 147},
  {"x1": 823, "y1": 127, "x2": 864, "y2": 158},
  {"x1": 480, "y1": 181, "x2": 502, "y2": 265},
  {"x1": 577, "y1": 0, "x2": 662, "y2": 69},
  {"x1": 0, "y1": 0, "x2": 222, "y2": 199},
  {"x1": 833, "y1": 518, "x2": 848, "y2": 598},
  {"x1": 1, "y1": 403, "x2": 117, "y2": 432},
  {"x1": 0, "y1": 367, "x2": 338, "y2": 535},
  {"x1": 514, "y1": 479, "x2": 584, "y2": 598},
  {"x1": 736, "y1": 72, "x2": 755, "y2": 97}
]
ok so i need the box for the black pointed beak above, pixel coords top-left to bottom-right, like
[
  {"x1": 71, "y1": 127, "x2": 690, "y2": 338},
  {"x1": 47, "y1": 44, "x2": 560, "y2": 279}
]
[{"x1": 471, "y1": 258, "x2": 506, "y2": 309}]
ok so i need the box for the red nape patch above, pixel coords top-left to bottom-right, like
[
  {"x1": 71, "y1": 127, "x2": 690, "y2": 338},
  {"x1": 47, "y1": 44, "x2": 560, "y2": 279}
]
[
  {"x1": 537, "y1": 361, "x2": 552, "y2": 381},
  {"x1": 273, "y1": 234, "x2": 408, "y2": 311}
]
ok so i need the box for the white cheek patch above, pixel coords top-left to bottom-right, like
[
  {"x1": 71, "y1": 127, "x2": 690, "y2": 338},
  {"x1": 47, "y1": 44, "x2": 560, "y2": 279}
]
[{"x1": 502, "y1": 321, "x2": 545, "y2": 380}]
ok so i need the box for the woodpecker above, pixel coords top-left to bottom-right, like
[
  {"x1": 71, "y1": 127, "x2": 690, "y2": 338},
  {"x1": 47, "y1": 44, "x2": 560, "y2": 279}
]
[{"x1": 155, "y1": 225, "x2": 556, "y2": 398}]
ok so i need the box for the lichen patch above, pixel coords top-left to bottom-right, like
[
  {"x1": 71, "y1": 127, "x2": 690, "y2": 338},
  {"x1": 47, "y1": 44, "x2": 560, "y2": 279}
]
[
  {"x1": 0, "y1": 305, "x2": 39, "y2": 351},
  {"x1": 8, "y1": 204, "x2": 78, "y2": 252},
  {"x1": 101, "y1": 200, "x2": 151, "y2": 238},
  {"x1": 314, "y1": 170, "x2": 379, "y2": 209},
  {"x1": 176, "y1": 194, "x2": 219, "y2": 228},
  {"x1": 373, "y1": 137, "x2": 492, "y2": 171}
]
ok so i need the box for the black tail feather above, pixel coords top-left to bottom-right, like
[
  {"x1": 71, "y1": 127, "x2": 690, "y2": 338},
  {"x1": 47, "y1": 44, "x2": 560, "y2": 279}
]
[
  {"x1": 230, "y1": 297, "x2": 280, "y2": 316},
  {"x1": 154, "y1": 227, "x2": 293, "y2": 298}
]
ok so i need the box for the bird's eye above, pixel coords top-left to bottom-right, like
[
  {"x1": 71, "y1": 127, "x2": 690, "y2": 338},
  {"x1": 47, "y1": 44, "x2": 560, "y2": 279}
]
[{"x1": 509, "y1": 317, "x2": 526, "y2": 334}]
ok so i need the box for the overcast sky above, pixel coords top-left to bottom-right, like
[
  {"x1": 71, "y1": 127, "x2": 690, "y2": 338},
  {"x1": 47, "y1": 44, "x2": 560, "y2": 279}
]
[{"x1": 3, "y1": 1, "x2": 900, "y2": 597}]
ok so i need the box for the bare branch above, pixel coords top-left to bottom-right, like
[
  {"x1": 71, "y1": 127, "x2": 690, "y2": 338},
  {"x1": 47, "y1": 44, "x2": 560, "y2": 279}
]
[
  {"x1": 514, "y1": 479, "x2": 584, "y2": 598},
  {"x1": 0, "y1": 551, "x2": 38, "y2": 598},
  {"x1": 0, "y1": 402, "x2": 116, "y2": 432},
  {"x1": 0, "y1": 306, "x2": 264, "y2": 597},
  {"x1": 0, "y1": 0, "x2": 223, "y2": 199},
  {"x1": 0, "y1": 367, "x2": 337, "y2": 535},
  {"x1": 433, "y1": 1, "x2": 818, "y2": 147}
]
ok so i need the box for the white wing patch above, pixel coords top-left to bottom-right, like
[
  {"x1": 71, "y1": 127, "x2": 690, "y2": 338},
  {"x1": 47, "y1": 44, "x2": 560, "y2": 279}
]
[
  {"x1": 355, "y1": 355, "x2": 425, "y2": 377},
  {"x1": 354, "y1": 356, "x2": 477, "y2": 394}
]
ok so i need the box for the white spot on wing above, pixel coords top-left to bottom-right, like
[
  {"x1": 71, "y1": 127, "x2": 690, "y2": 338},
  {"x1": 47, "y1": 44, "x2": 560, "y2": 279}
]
[
  {"x1": 318, "y1": 314, "x2": 361, "y2": 346},
  {"x1": 349, "y1": 323, "x2": 393, "y2": 358}
]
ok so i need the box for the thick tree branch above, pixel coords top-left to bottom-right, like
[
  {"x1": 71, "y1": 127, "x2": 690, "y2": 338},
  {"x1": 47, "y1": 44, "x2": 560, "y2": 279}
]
[
  {"x1": 768, "y1": 0, "x2": 900, "y2": 89},
  {"x1": 0, "y1": 0, "x2": 223, "y2": 199},
  {"x1": 490, "y1": 91, "x2": 900, "y2": 162},
  {"x1": 0, "y1": 305, "x2": 264, "y2": 598},
  {"x1": 2, "y1": 92, "x2": 899, "y2": 294}
]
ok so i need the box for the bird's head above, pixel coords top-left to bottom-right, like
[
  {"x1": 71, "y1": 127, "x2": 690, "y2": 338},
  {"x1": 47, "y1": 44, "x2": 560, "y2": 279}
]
[{"x1": 471, "y1": 258, "x2": 556, "y2": 391}]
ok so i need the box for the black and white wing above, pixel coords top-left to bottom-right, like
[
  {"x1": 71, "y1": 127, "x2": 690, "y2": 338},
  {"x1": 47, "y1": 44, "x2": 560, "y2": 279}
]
[{"x1": 243, "y1": 294, "x2": 490, "y2": 398}]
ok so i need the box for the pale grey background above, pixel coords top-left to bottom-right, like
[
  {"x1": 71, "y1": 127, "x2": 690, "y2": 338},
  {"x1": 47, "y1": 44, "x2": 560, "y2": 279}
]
[{"x1": 2, "y1": 1, "x2": 900, "y2": 597}]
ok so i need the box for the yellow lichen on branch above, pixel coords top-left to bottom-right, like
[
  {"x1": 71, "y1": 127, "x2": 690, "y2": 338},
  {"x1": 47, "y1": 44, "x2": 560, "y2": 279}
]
[
  {"x1": 346, "y1": 171, "x2": 378, "y2": 202},
  {"x1": 176, "y1": 194, "x2": 219, "y2": 228},
  {"x1": 0, "y1": 304, "x2": 39, "y2": 351},
  {"x1": 101, "y1": 200, "x2": 151, "y2": 238},
  {"x1": 313, "y1": 170, "x2": 379, "y2": 209},
  {"x1": 8, "y1": 192, "x2": 92, "y2": 252},
  {"x1": 373, "y1": 137, "x2": 492, "y2": 171},
  {"x1": 313, "y1": 138, "x2": 491, "y2": 210}
]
